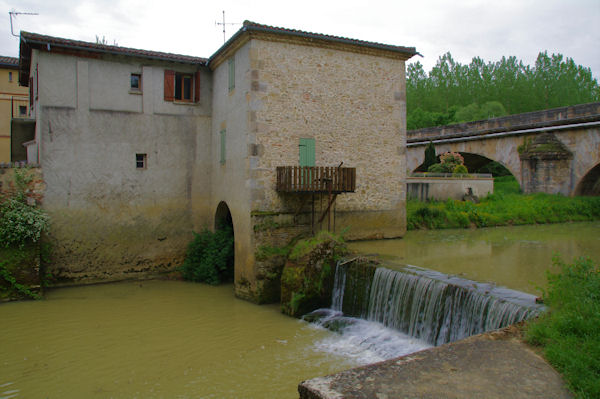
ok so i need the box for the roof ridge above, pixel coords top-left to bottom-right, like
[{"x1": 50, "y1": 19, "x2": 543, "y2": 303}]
[
  {"x1": 20, "y1": 31, "x2": 207, "y2": 64},
  {"x1": 240, "y1": 20, "x2": 418, "y2": 54}
]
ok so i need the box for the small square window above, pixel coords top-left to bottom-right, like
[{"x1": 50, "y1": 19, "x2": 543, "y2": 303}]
[
  {"x1": 136, "y1": 153, "x2": 147, "y2": 169},
  {"x1": 130, "y1": 73, "x2": 141, "y2": 91},
  {"x1": 18, "y1": 106, "x2": 27, "y2": 116}
]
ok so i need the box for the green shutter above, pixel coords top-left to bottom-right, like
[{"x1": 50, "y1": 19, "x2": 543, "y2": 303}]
[
  {"x1": 228, "y1": 57, "x2": 235, "y2": 92},
  {"x1": 299, "y1": 138, "x2": 315, "y2": 167},
  {"x1": 220, "y1": 129, "x2": 226, "y2": 164}
]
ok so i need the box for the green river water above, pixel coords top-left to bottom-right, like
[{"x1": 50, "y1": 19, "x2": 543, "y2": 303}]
[{"x1": 1, "y1": 221, "x2": 598, "y2": 398}]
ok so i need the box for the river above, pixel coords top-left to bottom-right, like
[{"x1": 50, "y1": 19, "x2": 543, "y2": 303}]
[
  {"x1": 349, "y1": 221, "x2": 600, "y2": 295},
  {"x1": 1, "y1": 222, "x2": 598, "y2": 398}
]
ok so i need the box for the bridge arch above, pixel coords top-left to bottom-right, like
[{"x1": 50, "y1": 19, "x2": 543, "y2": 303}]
[
  {"x1": 214, "y1": 201, "x2": 235, "y2": 282},
  {"x1": 574, "y1": 163, "x2": 600, "y2": 196}
]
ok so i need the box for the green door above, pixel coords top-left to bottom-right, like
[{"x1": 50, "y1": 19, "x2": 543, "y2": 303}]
[
  {"x1": 299, "y1": 138, "x2": 315, "y2": 167},
  {"x1": 299, "y1": 138, "x2": 315, "y2": 187}
]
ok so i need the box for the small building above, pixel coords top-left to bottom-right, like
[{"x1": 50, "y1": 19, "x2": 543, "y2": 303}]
[
  {"x1": 18, "y1": 21, "x2": 417, "y2": 301},
  {"x1": 0, "y1": 56, "x2": 31, "y2": 163}
]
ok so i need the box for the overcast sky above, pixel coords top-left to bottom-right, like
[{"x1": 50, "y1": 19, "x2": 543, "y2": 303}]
[{"x1": 2, "y1": 0, "x2": 599, "y2": 79}]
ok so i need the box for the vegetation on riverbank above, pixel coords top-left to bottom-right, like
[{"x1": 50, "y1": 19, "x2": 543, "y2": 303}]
[
  {"x1": 180, "y1": 227, "x2": 234, "y2": 285},
  {"x1": 525, "y1": 257, "x2": 600, "y2": 398},
  {"x1": 407, "y1": 176, "x2": 600, "y2": 230},
  {"x1": 0, "y1": 168, "x2": 49, "y2": 300}
]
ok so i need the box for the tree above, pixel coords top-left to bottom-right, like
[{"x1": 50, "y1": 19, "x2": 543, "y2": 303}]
[
  {"x1": 406, "y1": 51, "x2": 600, "y2": 130},
  {"x1": 423, "y1": 141, "x2": 437, "y2": 170}
]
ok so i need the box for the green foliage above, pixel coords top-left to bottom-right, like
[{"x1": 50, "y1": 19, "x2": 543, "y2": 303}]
[
  {"x1": 407, "y1": 52, "x2": 600, "y2": 130},
  {"x1": 0, "y1": 260, "x2": 40, "y2": 300},
  {"x1": 452, "y1": 164, "x2": 468, "y2": 175},
  {"x1": 423, "y1": 141, "x2": 437, "y2": 170},
  {"x1": 180, "y1": 227, "x2": 234, "y2": 285},
  {"x1": 526, "y1": 257, "x2": 600, "y2": 398},
  {"x1": 0, "y1": 169, "x2": 49, "y2": 249},
  {"x1": 427, "y1": 163, "x2": 449, "y2": 173},
  {"x1": 0, "y1": 198, "x2": 49, "y2": 248},
  {"x1": 288, "y1": 230, "x2": 346, "y2": 261},
  {"x1": 407, "y1": 176, "x2": 600, "y2": 230}
]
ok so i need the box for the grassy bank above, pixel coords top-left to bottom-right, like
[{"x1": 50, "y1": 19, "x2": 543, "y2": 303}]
[
  {"x1": 525, "y1": 257, "x2": 600, "y2": 398},
  {"x1": 407, "y1": 176, "x2": 600, "y2": 230}
]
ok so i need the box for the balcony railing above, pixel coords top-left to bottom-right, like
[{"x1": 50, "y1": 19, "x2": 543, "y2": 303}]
[{"x1": 276, "y1": 166, "x2": 356, "y2": 193}]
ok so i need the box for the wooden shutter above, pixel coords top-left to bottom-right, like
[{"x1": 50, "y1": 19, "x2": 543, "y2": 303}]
[
  {"x1": 194, "y1": 71, "x2": 201, "y2": 103},
  {"x1": 164, "y1": 69, "x2": 175, "y2": 101}
]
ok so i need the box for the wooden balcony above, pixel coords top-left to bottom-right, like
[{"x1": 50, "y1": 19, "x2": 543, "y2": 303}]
[{"x1": 276, "y1": 166, "x2": 356, "y2": 193}]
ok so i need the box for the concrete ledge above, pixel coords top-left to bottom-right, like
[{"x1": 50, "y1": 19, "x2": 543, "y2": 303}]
[{"x1": 299, "y1": 326, "x2": 572, "y2": 399}]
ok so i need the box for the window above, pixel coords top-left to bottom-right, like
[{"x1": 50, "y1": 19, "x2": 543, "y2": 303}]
[
  {"x1": 130, "y1": 73, "x2": 141, "y2": 91},
  {"x1": 8, "y1": 71, "x2": 12, "y2": 82},
  {"x1": 136, "y1": 153, "x2": 147, "y2": 169},
  {"x1": 164, "y1": 70, "x2": 201, "y2": 103},
  {"x1": 220, "y1": 129, "x2": 226, "y2": 165},
  {"x1": 228, "y1": 57, "x2": 235, "y2": 92},
  {"x1": 18, "y1": 106, "x2": 27, "y2": 116},
  {"x1": 175, "y1": 73, "x2": 192, "y2": 101}
]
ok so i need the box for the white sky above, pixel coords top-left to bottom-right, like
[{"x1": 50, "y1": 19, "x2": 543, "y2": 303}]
[{"x1": 2, "y1": 0, "x2": 599, "y2": 79}]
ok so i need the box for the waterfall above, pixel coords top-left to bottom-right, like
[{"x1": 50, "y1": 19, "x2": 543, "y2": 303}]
[{"x1": 331, "y1": 262, "x2": 542, "y2": 346}]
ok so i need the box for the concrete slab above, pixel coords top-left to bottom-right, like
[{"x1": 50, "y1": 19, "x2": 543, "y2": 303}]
[{"x1": 299, "y1": 326, "x2": 572, "y2": 399}]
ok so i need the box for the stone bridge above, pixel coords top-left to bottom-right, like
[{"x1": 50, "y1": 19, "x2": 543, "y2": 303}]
[{"x1": 406, "y1": 103, "x2": 600, "y2": 196}]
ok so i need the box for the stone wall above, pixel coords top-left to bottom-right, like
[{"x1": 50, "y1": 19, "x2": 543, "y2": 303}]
[
  {"x1": 407, "y1": 176, "x2": 494, "y2": 201},
  {"x1": 248, "y1": 39, "x2": 408, "y2": 240}
]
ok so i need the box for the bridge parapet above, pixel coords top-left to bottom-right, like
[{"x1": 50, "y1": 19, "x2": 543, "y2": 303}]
[{"x1": 408, "y1": 102, "x2": 600, "y2": 144}]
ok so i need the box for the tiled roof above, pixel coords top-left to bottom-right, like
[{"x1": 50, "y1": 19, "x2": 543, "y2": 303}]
[
  {"x1": 243, "y1": 21, "x2": 418, "y2": 55},
  {"x1": 20, "y1": 31, "x2": 207, "y2": 64},
  {"x1": 0, "y1": 56, "x2": 19, "y2": 68},
  {"x1": 209, "y1": 20, "x2": 418, "y2": 66}
]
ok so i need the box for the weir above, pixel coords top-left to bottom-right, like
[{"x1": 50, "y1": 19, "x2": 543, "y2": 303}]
[{"x1": 323, "y1": 261, "x2": 543, "y2": 346}]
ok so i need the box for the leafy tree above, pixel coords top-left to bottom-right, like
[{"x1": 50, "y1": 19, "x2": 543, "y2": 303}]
[
  {"x1": 407, "y1": 51, "x2": 600, "y2": 130},
  {"x1": 423, "y1": 141, "x2": 437, "y2": 170}
]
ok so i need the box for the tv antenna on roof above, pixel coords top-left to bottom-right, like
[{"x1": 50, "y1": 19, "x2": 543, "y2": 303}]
[
  {"x1": 9, "y1": 11, "x2": 38, "y2": 37},
  {"x1": 215, "y1": 11, "x2": 240, "y2": 43}
]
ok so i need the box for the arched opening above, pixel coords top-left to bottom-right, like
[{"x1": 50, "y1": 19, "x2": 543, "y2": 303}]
[
  {"x1": 214, "y1": 201, "x2": 235, "y2": 283},
  {"x1": 412, "y1": 150, "x2": 521, "y2": 194},
  {"x1": 574, "y1": 163, "x2": 600, "y2": 196}
]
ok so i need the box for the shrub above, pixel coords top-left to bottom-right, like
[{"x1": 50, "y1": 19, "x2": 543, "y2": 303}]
[
  {"x1": 180, "y1": 227, "x2": 234, "y2": 285},
  {"x1": 427, "y1": 162, "x2": 452, "y2": 173},
  {"x1": 526, "y1": 257, "x2": 600, "y2": 398},
  {"x1": 0, "y1": 198, "x2": 49, "y2": 248},
  {"x1": 453, "y1": 164, "x2": 468, "y2": 175}
]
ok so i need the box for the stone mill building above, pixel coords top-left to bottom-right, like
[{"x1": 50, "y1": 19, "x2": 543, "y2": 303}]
[{"x1": 18, "y1": 21, "x2": 417, "y2": 301}]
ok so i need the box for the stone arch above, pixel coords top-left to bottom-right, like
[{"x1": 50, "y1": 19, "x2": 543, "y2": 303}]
[
  {"x1": 574, "y1": 163, "x2": 600, "y2": 196},
  {"x1": 214, "y1": 201, "x2": 235, "y2": 282}
]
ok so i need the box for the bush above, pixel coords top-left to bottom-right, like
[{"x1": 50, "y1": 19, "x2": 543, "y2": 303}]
[
  {"x1": 526, "y1": 257, "x2": 600, "y2": 398},
  {"x1": 453, "y1": 164, "x2": 468, "y2": 175},
  {"x1": 428, "y1": 162, "x2": 451, "y2": 173},
  {"x1": 180, "y1": 227, "x2": 234, "y2": 285},
  {"x1": 0, "y1": 198, "x2": 49, "y2": 248}
]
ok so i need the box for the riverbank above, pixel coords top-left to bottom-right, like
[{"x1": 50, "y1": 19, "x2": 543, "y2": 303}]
[{"x1": 407, "y1": 176, "x2": 600, "y2": 230}]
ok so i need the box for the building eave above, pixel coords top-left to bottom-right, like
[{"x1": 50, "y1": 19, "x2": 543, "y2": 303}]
[{"x1": 208, "y1": 21, "x2": 419, "y2": 70}]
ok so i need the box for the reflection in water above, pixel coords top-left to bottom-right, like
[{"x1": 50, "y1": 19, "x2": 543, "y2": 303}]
[{"x1": 349, "y1": 222, "x2": 600, "y2": 295}]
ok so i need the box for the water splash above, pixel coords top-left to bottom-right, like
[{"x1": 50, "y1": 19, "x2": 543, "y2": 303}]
[{"x1": 332, "y1": 262, "x2": 543, "y2": 346}]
